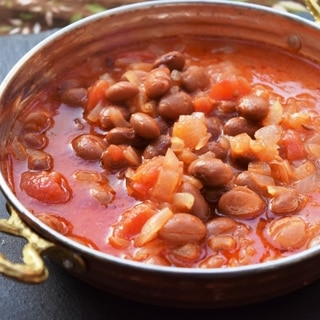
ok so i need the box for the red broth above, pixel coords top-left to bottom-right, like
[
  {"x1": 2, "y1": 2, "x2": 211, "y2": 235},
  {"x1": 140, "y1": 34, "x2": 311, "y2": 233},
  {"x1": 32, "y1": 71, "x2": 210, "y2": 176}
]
[{"x1": 6, "y1": 36, "x2": 320, "y2": 268}]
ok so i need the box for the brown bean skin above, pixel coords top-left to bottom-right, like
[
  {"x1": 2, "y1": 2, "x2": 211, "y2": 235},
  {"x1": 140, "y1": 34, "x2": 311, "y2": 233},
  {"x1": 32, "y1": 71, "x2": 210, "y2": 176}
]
[
  {"x1": 237, "y1": 94, "x2": 269, "y2": 121},
  {"x1": 181, "y1": 66, "x2": 210, "y2": 92},
  {"x1": 71, "y1": 134, "x2": 107, "y2": 160},
  {"x1": 144, "y1": 67, "x2": 172, "y2": 99},
  {"x1": 105, "y1": 81, "x2": 139, "y2": 102},
  {"x1": 105, "y1": 127, "x2": 146, "y2": 147},
  {"x1": 188, "y1": 155, "x2": 233, "y2": 187},
  {"x1": 270, "y1": 190, "x2": 305, "y2": 215},
  {"x1": 218, "y1": 186, "x2": 266, "y2": 219},
  {"x1": 27, "y1": 150, "x2": 53, "y2": 171},
  {"x1": 158, "y1": 91, "x2": 193, "y2": 119},
  {"x1": 20, "y1": 132, "x2": 48, "y2": 149},
  {"x1": 158, "y1": 213, "x2": 207, "y2": 244},
  {"x1": 266, "y1": 216, "x2": 307, "y2": 250},
  {"x1": 130, "y1": 112, "x2": 161, "y2": 139},
  {"x1": 60, "y1": 87, "x2": 87, "y2": 107},
  {"x1": 143, "y1": 134, "x2": 171, "y2": 159},
  {"x1": 223, "y1": 117, "x2": 260, "y2": 138},
  {"x1": 153, "y1": 51, "x2": 185, "y2": 71},
  {"x1": 21, "y1": 111, "x2": 53, "y2": 132}
]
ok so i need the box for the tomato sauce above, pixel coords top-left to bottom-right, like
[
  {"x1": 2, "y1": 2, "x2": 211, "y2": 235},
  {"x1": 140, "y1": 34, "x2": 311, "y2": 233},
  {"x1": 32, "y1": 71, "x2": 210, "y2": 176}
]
[{"x1": 6, "y1": 36, "x2": 320, "y2": 267}]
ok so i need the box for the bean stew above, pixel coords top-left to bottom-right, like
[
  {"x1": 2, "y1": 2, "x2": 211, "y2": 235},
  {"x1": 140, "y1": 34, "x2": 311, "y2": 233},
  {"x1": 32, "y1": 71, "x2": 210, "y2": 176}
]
[{"x1": 6, "y1": 35, "x2": 320, "y2": 268}]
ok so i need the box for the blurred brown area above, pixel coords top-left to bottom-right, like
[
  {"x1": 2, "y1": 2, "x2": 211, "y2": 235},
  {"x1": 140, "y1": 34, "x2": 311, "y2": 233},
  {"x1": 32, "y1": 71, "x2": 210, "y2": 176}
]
[{"x1": 0, "y1": 0, "x2": 308, "y2": 36}]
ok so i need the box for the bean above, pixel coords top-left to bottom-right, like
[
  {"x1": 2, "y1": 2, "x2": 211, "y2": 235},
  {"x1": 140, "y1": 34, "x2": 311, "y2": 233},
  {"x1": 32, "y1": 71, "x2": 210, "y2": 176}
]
[
  {"x1": 144, "y1": 67, "x2": 172, "y2": 99},
  {"x1": 199, "y1": 255, "x2": 226, "y2": 268},
  {"x1": 205, "y1": 116, "x2": 223, "y2": 141},
  {"x1": 270, "y1": 189, "x2": 305, "y2": 214},
  {"x1": 237, "y1": 94, "x2": 269, "y2": 121},
  {"x1": 105, "y1": 127, "x2": 146, "y2": 147},
  {"x1": 130, "y1": 112, "x2": 161, "y2": 139},
  {"x1": 266, "y1": 216, "x2": 307, "y2": 250},
  {"x1": 196, "y1": 141, "x2": 228, "y2": 160},
  {"x1": 181, "y1": 66, "x2": 210, "y2": 92},
  {"x1": 188, "y1": 154, "x2": 233, "y2": 187},
  {"x1": 105, "y1": 81, "x2": 139, "y2": 102},
  {"x1": 71, "y1": 134, "x2": 107, "y2": 160},
  {"x1": 218, "y1": 186, "x2": 266, "y2": 219},
  {"x1": 153, "y1": 51, "x2": 185, "y2": 71},
  {"x1": 223, "y1": 117, "x2": 260, "y2": 138},
  {"x1": 158, "y1": 91, "x2": 193, "y2": 119},
  {"x1": 99, "y1": 106, "x2": 130, "y2": 130},
  {"x1": 206, "y1": 217, "x2": 239, "y2": 236},
  {"x1": 27, "y1": 149, "x2": 53, "y2": 171},
  {"x1": 143, "y1": 134, "x2": 171, "y2": 159},
  {"x1": 60, "y1": 87, "x2": 87, "y2": 107},
  {"x1": 36, "y1": 212, "x2": 72, "y2": 235},
  {"x1": 180, "y1": 180, "x2": 210, "y2": 221},
  {"x1": 21, "y1": 111, "x2": 52, "y2": 132},
  {"x1": 208, "y1": 235, "x2": 236, "y2": 251},
  {"x1": 158, "y1": 213, "x2": 207, "y2": 244},
  {"x1": 20, "y1": 132, "x2": 48, "y2": 149}
]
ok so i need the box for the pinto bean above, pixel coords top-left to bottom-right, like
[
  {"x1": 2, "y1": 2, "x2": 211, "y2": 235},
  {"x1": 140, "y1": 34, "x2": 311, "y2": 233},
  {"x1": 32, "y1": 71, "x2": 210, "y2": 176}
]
[
  {"x1": 21, "y1": 111, "x2": 52, "y2": 132},
  {"x1": 158, "y1": 91, "x2": 193, "y2": 119},
  {"x1": 153, "y1": 51, "x2": 185, "y2": 71},
  {"x1": 224, "y1": 117, "x2": 260, "y2": 138},
  {"x1": 205, "y1": 116, "x2": 223, "y2": 141},
  {"x1": 196, "y1": 141, "x2": 228, "y2": 160},
  {"x1": 105, "y1": 81, "x2": 139, "y2": 102},
  {"x1": 181, "y1": 66, "x2": 210, "y2": 92},
  {"x1": 60, "y1": 87, "x2": 87, "y2": 107},
  {"x1": 20, "y1": 132, "x2": 48, "y2": 149},
  {"x1": 180, "y1": 180, "x2": 210, "y2": 221},
  {"x1": 218, "y1": 186, "x2": 266, "y2": 219},
  {"x1": 237, "y1": 94, "x2": 269, "y2": 121},
  {"x1": 158, "y1": 213, "x2": 207, "y2": 244},
  {"x1": 27, "y1": 149, "x2": 53, "y2": 171},
  {"x1": 270, "y1": 189, "x2": 306, "y2": 214},
  {"x1": 266, "y1": 216, "x2": 307, "y2": 250},
  {"x1": 99, "y1": 106, "x2": 130, "y2": 130},
  {"x1": 130, "y1": 112, "x2": 161, "y2": 139},
  {"x1": 144, "y1": 67, "x2": 172, "y2": 99},
  {"x1": 208, "y1": 235, "x2": 237, "y2": 251},
  {"x1": 105, "y1": 127, "x2": 146, "y2": 147},
  {"x1": 143, "y1": 134, "x2": 171, "y2": 159},
  {"x1": 71, "y1": 134, "x2": 107, "y2": 160},
  {"x1": 188, "y1": 154, "x2": 233, "y2": 187}
]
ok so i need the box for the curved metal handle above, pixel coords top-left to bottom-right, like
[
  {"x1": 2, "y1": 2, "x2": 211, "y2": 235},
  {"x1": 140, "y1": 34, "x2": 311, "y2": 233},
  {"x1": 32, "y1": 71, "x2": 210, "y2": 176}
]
[
  {"x1": 0, "y1": 204, "x2": 86, "y2": 283},
  {"x1": 305, "y1": 0, "x2": 320, "y2": 23}
]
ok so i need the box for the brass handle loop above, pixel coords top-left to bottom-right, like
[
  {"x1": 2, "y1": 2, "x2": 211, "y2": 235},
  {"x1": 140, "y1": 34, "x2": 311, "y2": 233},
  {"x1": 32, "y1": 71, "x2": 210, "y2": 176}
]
[
  {"x1": 305, "y1": 0, "x2": 320, "y2": 23},
  {"x1": 0, "y1": 204, "x2": 86, "y2": 283}
]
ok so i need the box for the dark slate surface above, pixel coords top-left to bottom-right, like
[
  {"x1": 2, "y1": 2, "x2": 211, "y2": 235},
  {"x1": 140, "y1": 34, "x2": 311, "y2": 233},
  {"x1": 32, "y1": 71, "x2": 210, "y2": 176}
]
[{"x1": 1, "y1": 28, "x2": 320, "y2": 320}]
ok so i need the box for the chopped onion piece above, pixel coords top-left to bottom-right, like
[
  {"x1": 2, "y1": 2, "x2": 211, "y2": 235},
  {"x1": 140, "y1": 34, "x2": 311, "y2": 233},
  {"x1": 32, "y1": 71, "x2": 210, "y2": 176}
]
[{"x1": 135, "y1": 207, "x2": 174, "y2": 247}]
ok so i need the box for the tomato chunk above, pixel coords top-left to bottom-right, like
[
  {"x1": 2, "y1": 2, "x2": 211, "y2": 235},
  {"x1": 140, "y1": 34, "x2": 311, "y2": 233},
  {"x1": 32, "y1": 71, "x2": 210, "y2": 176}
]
[
  {"x1": 20, "y1": 171, "x2": 72, "y2": 204},
  {"x1": 209, "y1": 77, "x2": 251, "y2": 101}
]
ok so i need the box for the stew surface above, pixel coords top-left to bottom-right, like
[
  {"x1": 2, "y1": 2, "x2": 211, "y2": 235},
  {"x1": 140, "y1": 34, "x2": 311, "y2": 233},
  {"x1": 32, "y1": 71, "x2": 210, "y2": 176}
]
[{"x1": 6, "y1": 36, "x2": 320, "y2": 268}]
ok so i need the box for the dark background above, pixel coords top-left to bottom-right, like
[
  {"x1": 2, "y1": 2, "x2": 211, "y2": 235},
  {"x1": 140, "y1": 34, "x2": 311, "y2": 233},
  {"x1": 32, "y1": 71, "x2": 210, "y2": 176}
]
[{"x1": 1, "y1": 7, "x2": 320, "y2": 320}]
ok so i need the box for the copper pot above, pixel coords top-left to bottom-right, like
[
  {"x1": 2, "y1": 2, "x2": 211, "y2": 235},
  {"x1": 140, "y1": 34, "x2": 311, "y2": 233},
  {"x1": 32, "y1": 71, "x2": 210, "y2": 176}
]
[{"x1": 1, "y1": 0, "x2": 320, "y2": 308}]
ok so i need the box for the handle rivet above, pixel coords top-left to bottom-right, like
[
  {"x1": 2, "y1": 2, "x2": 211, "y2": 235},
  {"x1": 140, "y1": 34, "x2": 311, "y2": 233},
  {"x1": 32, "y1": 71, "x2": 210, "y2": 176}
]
[{"x1": 62, "y1": 259, "x2": 74, "y2": 270}]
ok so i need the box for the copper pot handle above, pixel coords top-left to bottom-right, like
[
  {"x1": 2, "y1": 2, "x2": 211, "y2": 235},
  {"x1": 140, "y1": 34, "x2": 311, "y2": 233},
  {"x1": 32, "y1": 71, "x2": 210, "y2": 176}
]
[
  {"x1": 0, "y1": 204, "x2": 86, "y2": 283},
  {"x1": 305, "y1": 0, "x2": 320, "y2": 22}
]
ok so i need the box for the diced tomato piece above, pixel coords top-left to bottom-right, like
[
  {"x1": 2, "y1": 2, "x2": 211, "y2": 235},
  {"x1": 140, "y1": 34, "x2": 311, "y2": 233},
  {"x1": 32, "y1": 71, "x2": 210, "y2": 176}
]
[
  {"x1": 20, "y1": 171, "x2": 72, "y2": 204},
  {"x1": 209, "y1": 77, "x2": 251, "y2": 101},
  {"x1": 281, "y1": 130, "x2": 306, "y2": 161},
  {"x1": 193, "y1": 94, "x2": 214, "y2": 114},
  {"x1": 86, "y1": 79, "x2": 109, "y2": 111},
  {"x1": 127, "y1": 156, "x2": 164, "y2": 200},
  {"x1": 112, "y1": 202, "x2": 156, "y2": 240}
]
